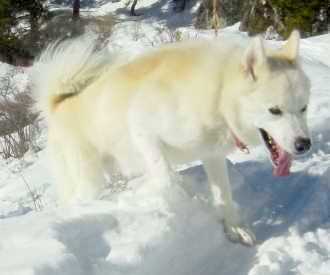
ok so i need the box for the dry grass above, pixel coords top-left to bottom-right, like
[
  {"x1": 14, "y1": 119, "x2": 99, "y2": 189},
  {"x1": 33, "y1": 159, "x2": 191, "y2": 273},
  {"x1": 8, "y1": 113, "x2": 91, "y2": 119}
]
[{"x1": 0, "y1": 68, "x2": 40, "y2": 159}]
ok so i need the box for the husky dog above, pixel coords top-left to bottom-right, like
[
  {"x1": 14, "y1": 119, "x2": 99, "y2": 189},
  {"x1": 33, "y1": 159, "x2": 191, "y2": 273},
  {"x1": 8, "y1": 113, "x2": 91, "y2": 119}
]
[{"x1": 33, "y1": 30, "x2": 311, "y2": 246}]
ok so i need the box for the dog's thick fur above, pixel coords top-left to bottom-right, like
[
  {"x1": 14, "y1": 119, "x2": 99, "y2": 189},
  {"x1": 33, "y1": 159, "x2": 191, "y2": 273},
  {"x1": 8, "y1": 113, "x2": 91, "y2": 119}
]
[{"x1": 33, "y1": 31, "x2": 311, "y2": 246}]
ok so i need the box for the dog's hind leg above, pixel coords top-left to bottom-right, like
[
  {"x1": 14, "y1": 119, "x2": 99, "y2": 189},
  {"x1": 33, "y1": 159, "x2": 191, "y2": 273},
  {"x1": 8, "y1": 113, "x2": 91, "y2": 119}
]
[
  {"x1": 49, "y1": 141, "x2": 76, "y2": 205},
  {"x1": 49, "y1": 138, "x2": 106, "y2": 204},
  {"x1": 70, "y1": 143, "x2": 106, "y2": 201},
  {"x1": 203, "y1": 154, "x2": 256, "y2": 246}
]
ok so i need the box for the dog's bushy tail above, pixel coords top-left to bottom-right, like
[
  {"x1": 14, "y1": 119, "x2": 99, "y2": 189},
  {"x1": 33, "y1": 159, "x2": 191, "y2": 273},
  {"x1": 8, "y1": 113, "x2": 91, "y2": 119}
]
[{"x1": 32, "y1": 34, "x2": 111, "y2": 119}]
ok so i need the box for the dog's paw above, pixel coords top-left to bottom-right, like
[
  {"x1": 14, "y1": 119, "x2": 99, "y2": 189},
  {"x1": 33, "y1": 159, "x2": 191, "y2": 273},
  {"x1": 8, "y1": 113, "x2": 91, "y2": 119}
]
[{"x1": 223, "y1": 220, "x2": 256, "y2": 247}]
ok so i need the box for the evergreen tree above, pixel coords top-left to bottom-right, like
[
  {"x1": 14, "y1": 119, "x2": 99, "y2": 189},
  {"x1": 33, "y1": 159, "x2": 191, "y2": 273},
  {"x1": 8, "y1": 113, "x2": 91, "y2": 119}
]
[
  {"x1": 240, "y1": 0, "x2": 329, "y2": 38},
  {"x1": 0, "y1": 0, "x2": 47, "y2": 65}
]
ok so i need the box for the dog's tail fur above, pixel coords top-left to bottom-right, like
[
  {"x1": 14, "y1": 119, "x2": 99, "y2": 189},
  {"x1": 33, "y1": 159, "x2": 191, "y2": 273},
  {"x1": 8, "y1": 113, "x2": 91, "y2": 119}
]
[{"x1": 32, "y1": 34, "x2": 111, "y2": 119}]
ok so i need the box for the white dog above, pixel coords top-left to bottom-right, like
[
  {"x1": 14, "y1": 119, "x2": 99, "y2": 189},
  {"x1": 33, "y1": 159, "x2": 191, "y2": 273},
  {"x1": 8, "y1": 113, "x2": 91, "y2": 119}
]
[{"x1": 33, "y1": 30, "x2": 311, "y2": 246}]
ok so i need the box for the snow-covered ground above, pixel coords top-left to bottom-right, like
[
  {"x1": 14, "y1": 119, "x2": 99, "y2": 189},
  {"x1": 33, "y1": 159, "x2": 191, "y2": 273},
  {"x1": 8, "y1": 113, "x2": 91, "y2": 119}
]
[{"x1": 1, "y1": 1, "x2": 330, "y2": 274}]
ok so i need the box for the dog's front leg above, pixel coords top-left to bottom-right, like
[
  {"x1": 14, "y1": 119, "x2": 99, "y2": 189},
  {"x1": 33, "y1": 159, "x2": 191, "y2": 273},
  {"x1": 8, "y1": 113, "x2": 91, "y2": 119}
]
[
  {"x1": 203, "y1": 154, "x2": 256, "y2": 246},
  {"x1": 130, "y1": 127, "x2": 173, "y2": 188}
]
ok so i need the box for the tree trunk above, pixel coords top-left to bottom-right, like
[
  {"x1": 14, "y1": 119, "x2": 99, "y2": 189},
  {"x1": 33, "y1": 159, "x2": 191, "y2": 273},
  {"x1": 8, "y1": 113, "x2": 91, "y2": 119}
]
[
  {"x1": 73, "y1": 0, "x2": 80, "y2": 19},
  {"x1": 173, "y1": 0, "x2": 186, "y2": 12},
  {"x1": 194, "y1": 0, "x2": 242, "y2": 29},
  {"x1": 130, "y1": 0, "x2": 138, "y2": 16}
]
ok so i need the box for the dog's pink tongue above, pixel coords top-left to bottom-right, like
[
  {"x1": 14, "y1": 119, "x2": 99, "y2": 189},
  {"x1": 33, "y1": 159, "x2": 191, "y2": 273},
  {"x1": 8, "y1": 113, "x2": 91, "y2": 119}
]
[{"x1": 273, "y1": 149, "x2": 292, "y2": 177}]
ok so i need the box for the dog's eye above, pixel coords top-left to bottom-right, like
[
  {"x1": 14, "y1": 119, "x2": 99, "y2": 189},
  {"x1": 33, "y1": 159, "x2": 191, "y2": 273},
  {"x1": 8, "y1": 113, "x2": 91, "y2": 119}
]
[
  {"x1": 301, "y1": 105, "x2": 307, "y2": 113},
  {"x1": 269, "y1": 107, "x2": 283, "y2": 116}
]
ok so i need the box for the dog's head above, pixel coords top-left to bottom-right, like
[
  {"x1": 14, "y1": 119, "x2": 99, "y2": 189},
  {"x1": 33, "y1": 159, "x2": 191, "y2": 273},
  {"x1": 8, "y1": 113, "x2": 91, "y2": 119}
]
[{"x1": 233, "y1": 31, "x2": 311, "y2": 176}]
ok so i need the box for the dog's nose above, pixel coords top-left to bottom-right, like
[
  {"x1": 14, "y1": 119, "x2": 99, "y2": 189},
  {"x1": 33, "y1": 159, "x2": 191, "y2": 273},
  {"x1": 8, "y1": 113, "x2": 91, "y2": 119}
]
[{"x1": 294, "y1": 137, "x2": 311, "y2": 154}]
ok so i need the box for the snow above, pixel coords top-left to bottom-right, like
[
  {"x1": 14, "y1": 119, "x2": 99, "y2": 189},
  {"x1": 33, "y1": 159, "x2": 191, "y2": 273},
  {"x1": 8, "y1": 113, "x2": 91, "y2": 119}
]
[{"x1": 1, "y1": 1, "x2": 330, "y2": 275}]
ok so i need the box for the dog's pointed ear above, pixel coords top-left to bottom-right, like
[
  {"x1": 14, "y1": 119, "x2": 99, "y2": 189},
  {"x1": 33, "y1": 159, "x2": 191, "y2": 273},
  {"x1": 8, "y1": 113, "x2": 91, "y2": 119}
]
[
  {"x1": 242, "y1": 36, "x2": 266, "y2": 81},
  {"x1": 280, "y1": 30, "x2": 300, "y2": 62}
]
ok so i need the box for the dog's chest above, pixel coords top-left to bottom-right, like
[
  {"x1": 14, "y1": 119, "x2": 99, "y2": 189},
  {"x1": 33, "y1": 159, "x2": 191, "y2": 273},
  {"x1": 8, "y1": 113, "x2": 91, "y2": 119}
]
[{"x1": 162, "y1": 122, "x2": 232, "y2": 164}]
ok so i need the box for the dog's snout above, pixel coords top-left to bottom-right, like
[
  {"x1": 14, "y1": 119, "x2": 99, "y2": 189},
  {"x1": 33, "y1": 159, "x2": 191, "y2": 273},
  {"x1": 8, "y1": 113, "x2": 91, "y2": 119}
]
[{"x1": 294, "y1": 137, "x2": 311, "y2": 154}]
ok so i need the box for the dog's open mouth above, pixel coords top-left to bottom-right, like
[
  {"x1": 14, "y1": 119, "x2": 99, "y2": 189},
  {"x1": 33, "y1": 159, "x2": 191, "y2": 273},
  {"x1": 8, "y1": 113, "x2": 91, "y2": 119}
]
[{"x1": 259, "y1": 129, "x2": 292, "y2": 177}]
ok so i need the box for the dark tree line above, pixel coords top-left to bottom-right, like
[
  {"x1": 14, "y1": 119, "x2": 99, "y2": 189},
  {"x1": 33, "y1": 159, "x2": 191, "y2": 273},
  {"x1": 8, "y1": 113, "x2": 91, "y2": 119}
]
[
  {"x1": 240, "y1": 0, "x2": 329, "y2": 38},
  {"x1": 0, "y1": 0, "x2": 85, "y2": 65},
  {"x1": 195, "y1": 0, "x2": 329, "y2": 38}
]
